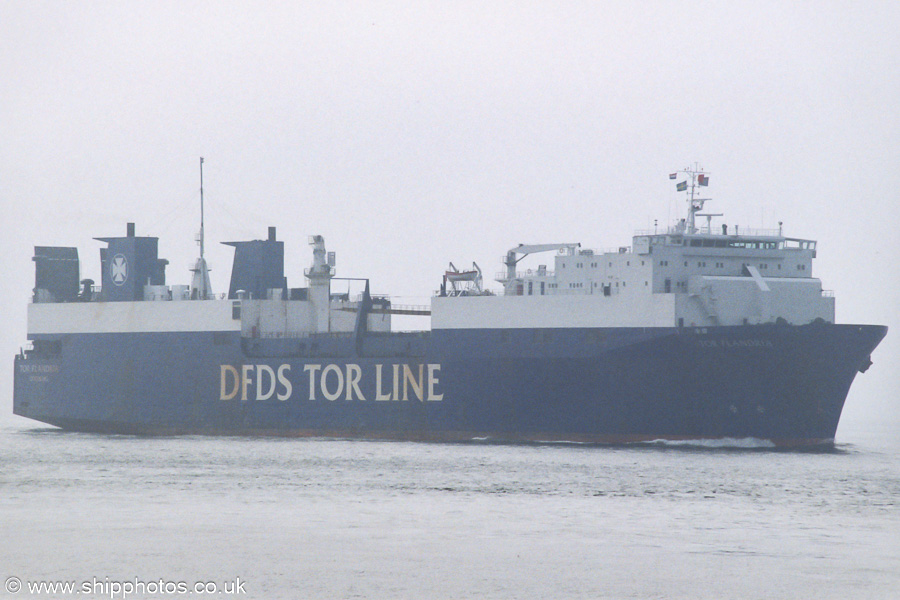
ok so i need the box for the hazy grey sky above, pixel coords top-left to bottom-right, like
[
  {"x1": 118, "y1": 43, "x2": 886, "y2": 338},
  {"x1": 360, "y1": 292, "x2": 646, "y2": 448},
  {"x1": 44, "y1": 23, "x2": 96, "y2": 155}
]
[{"x1": 2, "y1": 1, "x2": 898, "y2": 428}]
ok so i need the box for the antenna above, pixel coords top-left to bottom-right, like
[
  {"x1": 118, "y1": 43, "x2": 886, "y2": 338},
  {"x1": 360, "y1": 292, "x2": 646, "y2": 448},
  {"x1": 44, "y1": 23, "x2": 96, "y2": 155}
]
[
  {"x1": 200, "y1": 156, "x2": 205, "y2": 260},
  {"x1": 190, "y1": 157, "x2": 213, "y2": 300}
]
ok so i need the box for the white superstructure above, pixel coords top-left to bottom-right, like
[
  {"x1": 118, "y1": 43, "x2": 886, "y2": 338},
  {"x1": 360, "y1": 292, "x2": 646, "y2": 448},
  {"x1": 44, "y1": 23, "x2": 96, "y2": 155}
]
[
  {"x1": 433, "y1": 166, "x2": 835, "y2": 329},
  {"x1": 29, "y1": 164, "x2": 835, "y2": 336},
  {"x1": 30, "y1": 235, "x2": 394, "y2": 338}
]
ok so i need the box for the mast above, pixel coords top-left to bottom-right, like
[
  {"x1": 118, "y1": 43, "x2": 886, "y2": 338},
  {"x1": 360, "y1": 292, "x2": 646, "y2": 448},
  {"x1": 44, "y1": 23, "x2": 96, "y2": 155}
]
[
  {"x1": 672, "y1": 162, "x2": 711, "y2": 234},
  {"x1": 200, "y1": 156, "x2": 205, "y2": 260},
  {"x1": 190, "y1": 156, "x2": 213, "y2": 300}
]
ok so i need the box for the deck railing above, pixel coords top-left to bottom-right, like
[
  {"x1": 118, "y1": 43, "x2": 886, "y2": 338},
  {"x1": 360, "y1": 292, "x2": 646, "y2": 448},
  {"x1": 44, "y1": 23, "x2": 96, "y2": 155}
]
[{"x1": 634, "y1": 226, "x2": 783, "y2": 237}]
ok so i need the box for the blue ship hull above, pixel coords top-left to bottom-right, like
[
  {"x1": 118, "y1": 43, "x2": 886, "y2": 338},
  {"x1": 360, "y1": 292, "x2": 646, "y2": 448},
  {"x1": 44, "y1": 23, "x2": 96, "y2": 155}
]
[{"x1": 13, "y1": 322, "x2": 887, "y2": 446}]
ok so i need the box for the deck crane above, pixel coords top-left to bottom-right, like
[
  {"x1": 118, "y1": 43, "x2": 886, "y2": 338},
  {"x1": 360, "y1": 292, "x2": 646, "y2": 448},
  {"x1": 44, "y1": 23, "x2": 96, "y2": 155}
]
[{"x1": 499, "y1": 242, "x2": 580, "y2": 295}]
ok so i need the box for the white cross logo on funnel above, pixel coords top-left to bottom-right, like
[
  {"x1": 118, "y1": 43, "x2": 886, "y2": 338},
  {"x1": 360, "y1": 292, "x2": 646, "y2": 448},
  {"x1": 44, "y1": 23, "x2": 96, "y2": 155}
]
[{"x1": 111, "y1": 254, "x2": 128, "y2": 286}]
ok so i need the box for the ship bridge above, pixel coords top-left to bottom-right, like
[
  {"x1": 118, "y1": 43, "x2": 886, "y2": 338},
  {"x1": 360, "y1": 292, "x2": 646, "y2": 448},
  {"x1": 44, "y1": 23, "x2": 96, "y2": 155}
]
[{"x1": 632, "y1": 227, "x2": 817, "y2": 253}]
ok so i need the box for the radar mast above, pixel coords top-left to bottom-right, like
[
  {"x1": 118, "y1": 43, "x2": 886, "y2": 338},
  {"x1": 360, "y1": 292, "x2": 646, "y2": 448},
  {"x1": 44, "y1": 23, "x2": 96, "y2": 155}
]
[
  {"x1": 190, "y1": 157, "x2": 213, "y2": 299},
  {"x1": 671, "y1": 162, "x2": 712, "y2": 234}
]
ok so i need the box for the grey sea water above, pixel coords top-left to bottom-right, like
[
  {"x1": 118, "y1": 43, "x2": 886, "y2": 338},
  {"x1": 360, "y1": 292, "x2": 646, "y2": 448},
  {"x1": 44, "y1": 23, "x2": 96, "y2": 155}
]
[{"x1": 1, "y1": 417, "x2": 898, "y2": 600}]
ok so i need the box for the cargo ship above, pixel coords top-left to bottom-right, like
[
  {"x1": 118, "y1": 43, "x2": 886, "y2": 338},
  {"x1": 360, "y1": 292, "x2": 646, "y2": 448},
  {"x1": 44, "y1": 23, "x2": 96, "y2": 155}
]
[{"x1": 13, "y1": 165, "x2": 887, "y2": 446}]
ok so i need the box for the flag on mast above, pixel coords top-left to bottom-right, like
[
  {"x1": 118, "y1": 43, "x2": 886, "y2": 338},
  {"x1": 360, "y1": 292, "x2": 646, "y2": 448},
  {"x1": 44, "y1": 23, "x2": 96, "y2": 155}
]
[
  {"x1": 698, "y1": 174, "x2": 709, "y2": 186},
  {"x1": 669, "y1": 173, "x2": 677, "y2": 179},
  {"x1": 676, "y1": 181, "x2": 687, "y2": 192}
]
